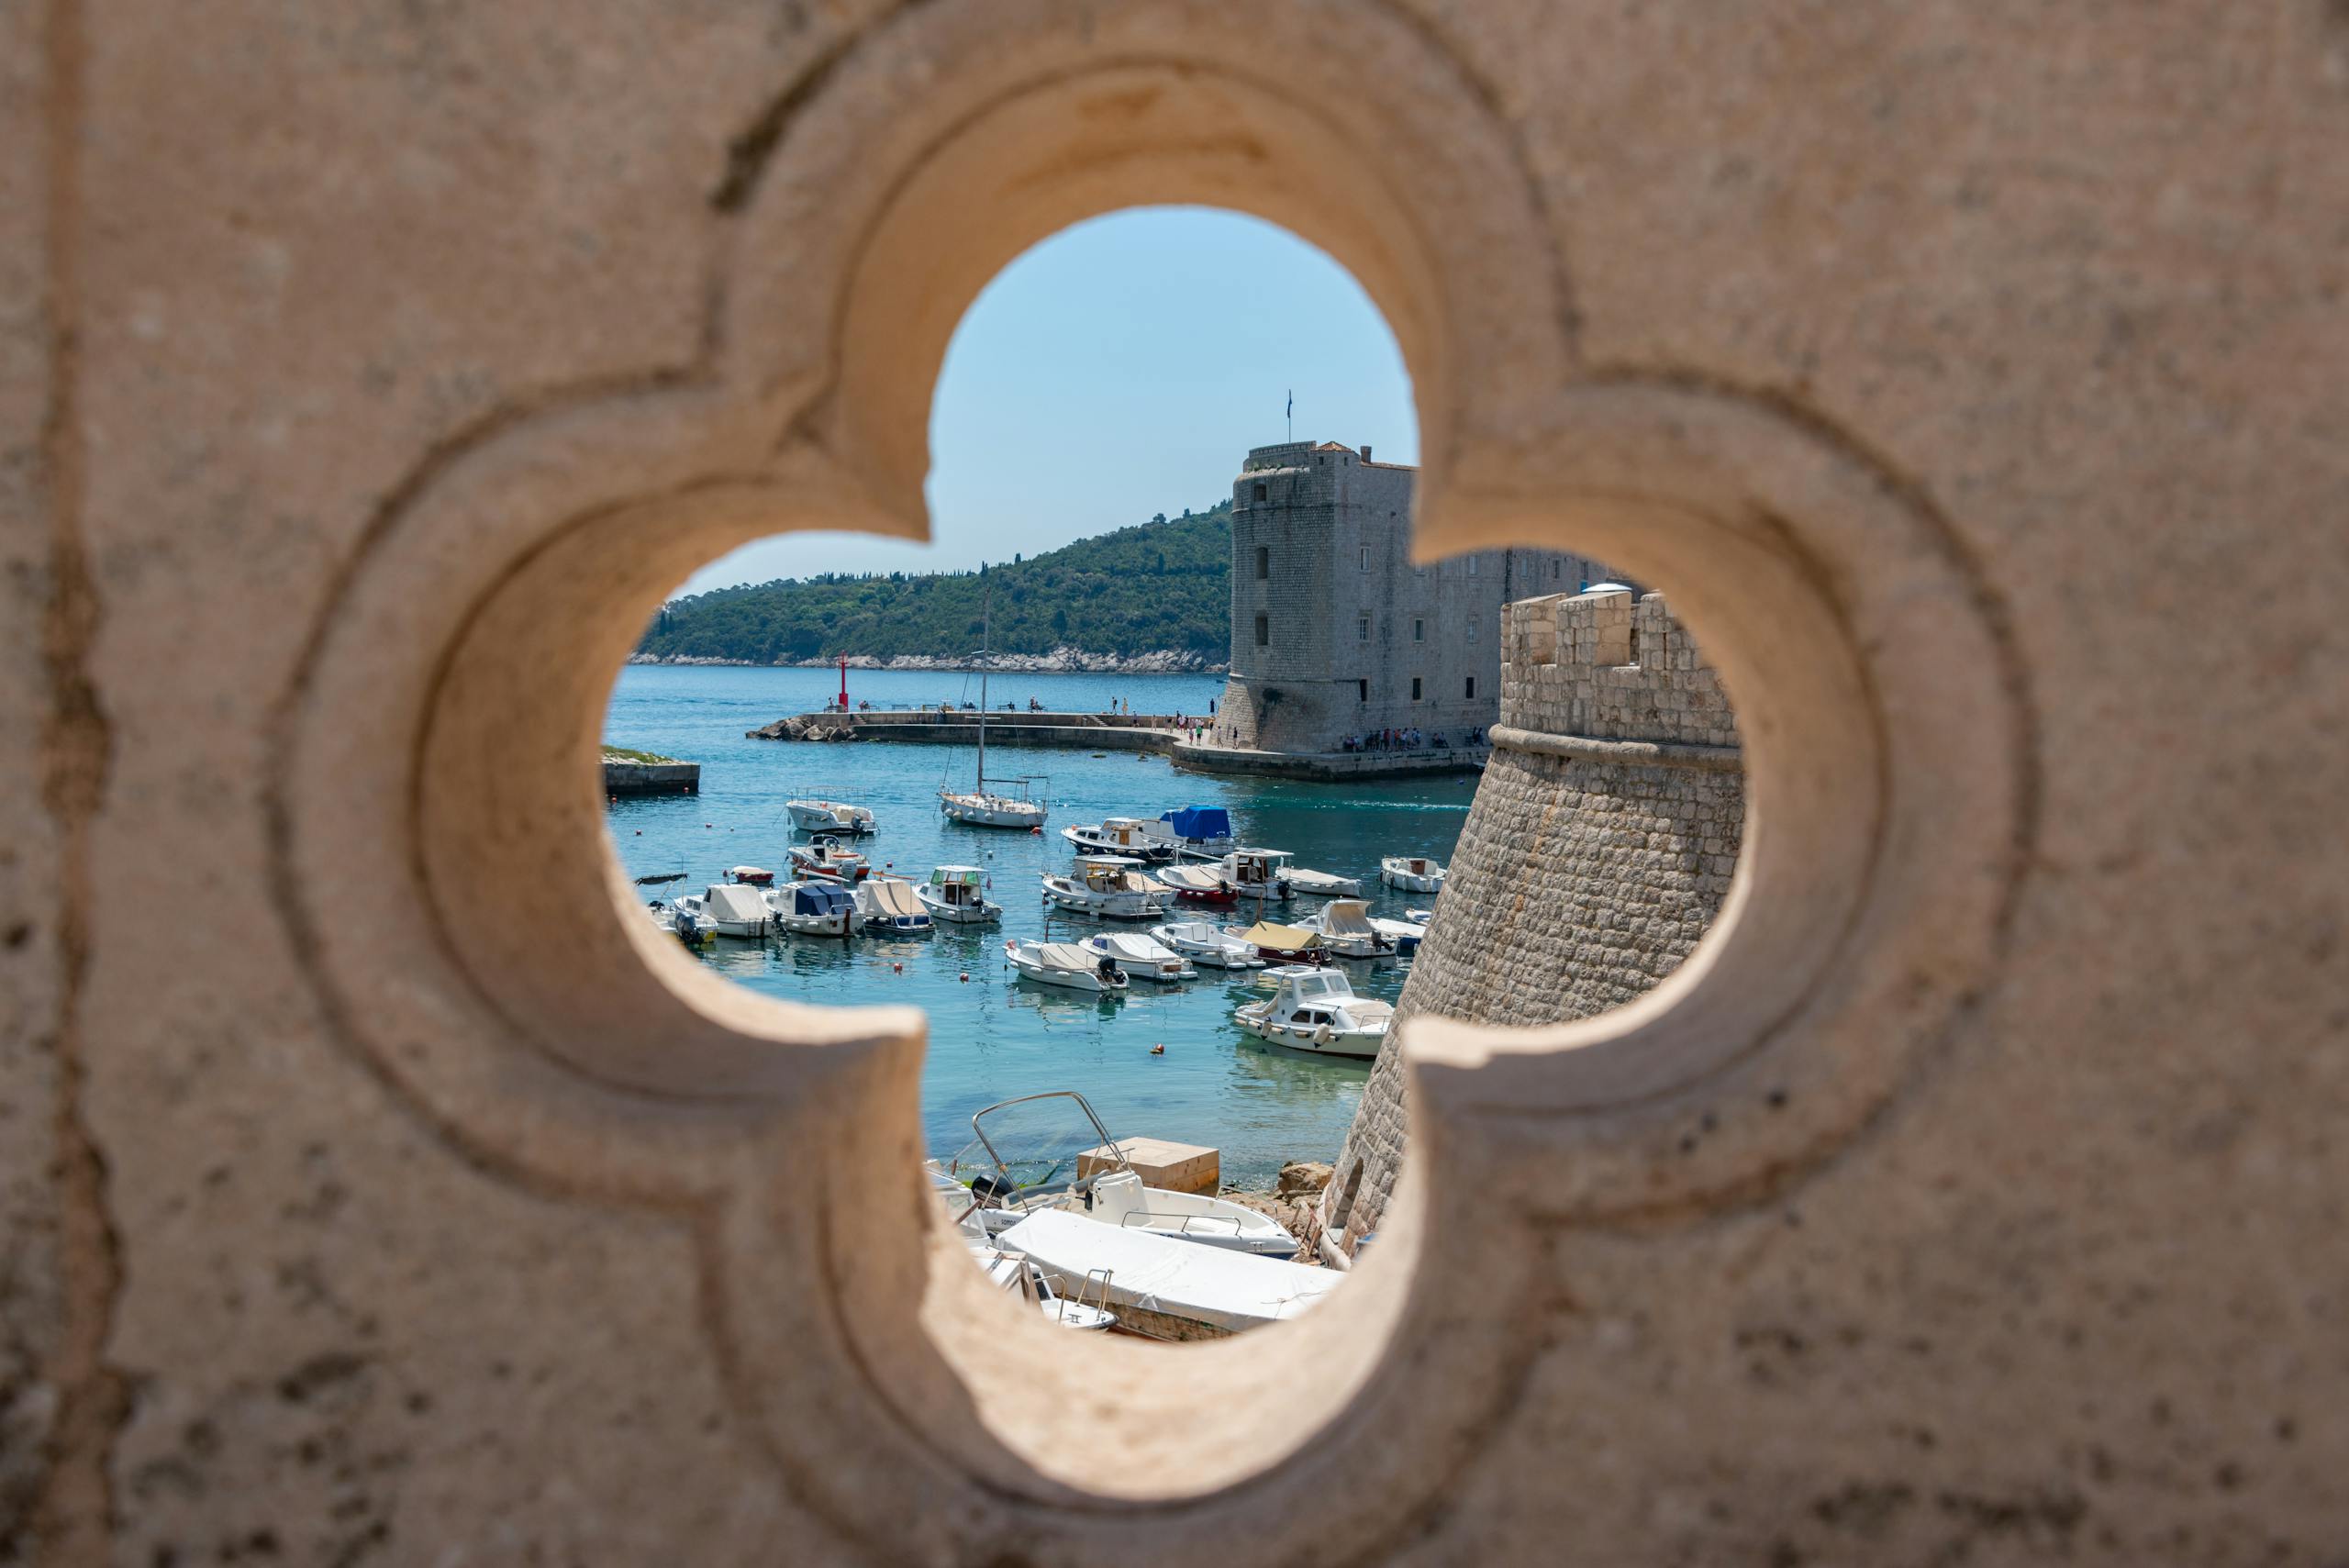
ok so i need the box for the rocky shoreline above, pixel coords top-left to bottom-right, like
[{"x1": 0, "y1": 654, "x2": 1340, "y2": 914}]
[{"x1": 628, "y1": 647, "x2": 1225, "y2": 674}]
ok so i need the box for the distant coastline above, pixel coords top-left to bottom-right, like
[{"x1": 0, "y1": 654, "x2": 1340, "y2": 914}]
[{"x1": 626, "y1": 648, "x2": 1226, "y2": 674}]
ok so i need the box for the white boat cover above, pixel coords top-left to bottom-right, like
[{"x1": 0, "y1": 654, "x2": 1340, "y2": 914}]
[
  {"x1": 1319, "y1": 901, "x2": 1376, "y2": 936},
  {"x1": 704, "y1": 884, "x2": 768, "y2": 925},
  {"x1": 863, "y1": 879, "x2": 924, "y2": 917},
  {"x1": 1092, "y1": 932, "x2": 1178, "y2": 962},
  {"x1": 1029, "y1": 941, "x2": 1098, "y2": 971},
  {"x1": 995, "y1": 1209, "x2": 1339, "y2": 1332},
  {"x1": 1158, "y1": 865, "x2": 1224, "y2": 891},
  {"x1": 1288, "y1": 868, "x2": 1360, "y2": 894}
]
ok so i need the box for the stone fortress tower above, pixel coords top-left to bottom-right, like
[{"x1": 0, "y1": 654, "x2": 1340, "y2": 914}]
[
  {"x1": 1317, "y1": 587, "x2": 1743, "y2": 1257},
  {"x1": 1178, "y1": 440, "x2": 1604, "y2": 775}
]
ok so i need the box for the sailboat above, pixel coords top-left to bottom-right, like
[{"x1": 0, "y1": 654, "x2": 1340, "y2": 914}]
[{"x1": 940, "y1": 587, "x2": 1048, "y2": 829}]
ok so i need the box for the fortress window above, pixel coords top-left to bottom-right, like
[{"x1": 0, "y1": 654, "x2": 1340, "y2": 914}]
[
  {"x1": 1255, "y1": 545, "x2": 1270, "y2": 580},
  {"x1": 1464, "y1": 676, "x2": 1476, "y2": 699},
  {"x1": 1468, "y1": 555, "x2": 1479, "y2": 576},
  {"x1": 1254, "y1": 613, "x2": 1269, "y2": 647},
  {"x1": 1358, "y1": 614, "x2": 1370, "y2": 641},
  {"x1": 1360, "y1": 545, "x2": 1369, "y2": 571},
  {"x1": 1357, "y1": 679, "x2": 1368, "y2": 704},
  {"x1": 1468, "y1": 616, "x2": 1479, "y2": 642},
  {"x1": 1412, "y1": 617, "x2": 1424, "y2": 642},
  {"x1": 1252, "y1": 483, "x2": 1267, "y2": 502},
  {"x1": 1410, "y1": 676, "x2": 1423, "y2": 701}
]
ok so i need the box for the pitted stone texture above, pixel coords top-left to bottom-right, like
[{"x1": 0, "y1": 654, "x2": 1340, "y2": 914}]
[{"x1": 1325, "y1": 592, "x2": 1741, "y2": 1251}]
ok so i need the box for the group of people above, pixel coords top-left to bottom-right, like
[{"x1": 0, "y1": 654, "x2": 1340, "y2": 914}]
[{"x1": 1341, "y1": 726, "x2": 1485, "y2": 754}]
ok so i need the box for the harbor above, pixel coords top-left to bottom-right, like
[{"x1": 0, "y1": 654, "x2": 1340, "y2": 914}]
[{"x1": 608, "y1": 662, "x2": 1469, "y2": 1188}]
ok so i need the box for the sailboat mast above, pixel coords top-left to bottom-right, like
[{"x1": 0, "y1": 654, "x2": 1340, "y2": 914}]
[{"x1": 976, "y1": 583, "x2": 988, "y2": 791}]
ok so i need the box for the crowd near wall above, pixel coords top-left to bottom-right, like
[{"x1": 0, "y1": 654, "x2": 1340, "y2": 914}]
[
  {"x1": 1320, "y1": 590, "x2": 1743, "y2": 1255},
  {"x1": 1209, "y1": 441, "x2": 1597, "y2": 754}
]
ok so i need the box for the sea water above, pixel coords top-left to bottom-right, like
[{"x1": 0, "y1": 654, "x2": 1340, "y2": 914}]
[{"x1": 605, "y1": 664, "x2": 1473, "y2": 1185}]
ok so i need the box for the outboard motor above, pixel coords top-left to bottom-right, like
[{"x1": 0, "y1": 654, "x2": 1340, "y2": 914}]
[{"x1": 968, "y1": 1171, "x2": 1019, "y2": 1209}]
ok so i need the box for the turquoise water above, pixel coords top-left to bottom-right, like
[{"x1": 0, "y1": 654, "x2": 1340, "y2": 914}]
[{"x1": 605, "y1": 664, "x2": 1471, "y2": 1185}]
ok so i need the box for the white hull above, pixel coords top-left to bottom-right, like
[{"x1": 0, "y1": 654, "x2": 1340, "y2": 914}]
[
  {"x1": 996, "y1": 1210, "x2": 1337, "y2": 1334},
  {"x1": 1151, "y1": 921, "x2": 1264, "y2": 970},
  {"x1": 1234, "y1": 1012, "x2": 1385, "y2": 1058},
  {"x1": 942, "y1": 791, "x2": 1046, "y2": 828},
  {"x1": 786, "y1": 801, "x2": 874, "y2": 835},
  {"x1": 776, "y1": 913, "x2": 851, "y2": 936},
  {"x1": 1005, "y1": 940, "x2": 1126, "y2": 993},
  {"x1": 916, "y1": 886, "x2": 1000, "y2": 924},
  {"x1": 1041, "y1": 885, "x2": 1165, "y2": 919},
  {"x1": 1063, "y1": 826, "x2": 1177, "y2": 862},
  {"x1": 1286, "y1": 869, "x2": 1364, "y2": 897},
  {"x1": 1380, "y1": 859, "x2": 1447, "y2": 894}
]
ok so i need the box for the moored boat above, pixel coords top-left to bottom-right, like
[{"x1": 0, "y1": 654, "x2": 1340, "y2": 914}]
[
  {"x1": 1040, "y1": 855, "x2": 1167, "y2": 919},
  {"x1": 1367, "y1": 915, "x2": 1424, "y2": 955},
  {"x1": 995, "y1": 1210, "x2": 1336, "y2": 1336},
  {"x1": 852, "y1": 876, "x2": 932, "y2": 933},
  {"x1": 787, "y1": 836, "x2": 871, "y2": 883},
  {"x1": 1285, "y1": 866, "x2": 1363, "y2": 898},
  {"x1": 1297, "y1": 898, "x2": 1397, "y2": 960},
  {"x1": 764, "y1": 878, "x2": 856, "y2": 936},
  {"x1": 674, "y1": 882, "x2": 770, "y2": 939},
  {"x1": 646, "y1": 899, "x2": 714, "y2": 949},
  {"x1": 1380, "y1": 854, "x2": 1447, "y2": 893},
  {"x1": 1004, "y1": 939, "x2": 1128, "y2": 993},
  {"x1": 1151, "y1": 919, "x2": 1264, "y2": 970},
  {"x1": 727, "y1": 863, "x2": 774, "y2": 887},
  {"x1": 1081, "y1": 931, "x2": 1197, "y2": 983},
  {"x1": 1225, "y1": 920, "x2": 1325, "y2": 965},
  {"x1": 1143, "y1": 806, "x2": 1237, "y2": 862},
  {"x1": 916, "y1": 864, "x2": 1001, "y2": 924},
  {"x1": 1063, "y1": 817, "x2": 1178, "y2": 862},
  {"x1": 1233, "y1": 965, "x2": 1394, "y2": 1058},
  {"x1": 1215, "y1": 847, "x2": 1293, "y2": 903},
  {"x1": 1153, "y1": 863, "x2": 1235, "y2": 906},
  {"x1": 785, "y1": 798, "x2": 875, "y2": 836}
]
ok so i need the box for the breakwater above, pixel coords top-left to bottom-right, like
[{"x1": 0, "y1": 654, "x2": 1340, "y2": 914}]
[{"x1": 749, "y1": 709, "x2": 1197, "y2": 753}]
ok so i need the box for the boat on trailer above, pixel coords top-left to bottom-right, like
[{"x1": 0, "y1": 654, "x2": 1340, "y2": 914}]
[
  {"x1": 765, "y1": 878, "x2": 856, "y2": 936},
  {"x1": 1380, "y1": 854, "x2": 1447, "y2": 893},
  {"x1": 785, "y1": 799, "x2": 875, "y2": 836},
  {"x1": 674, "y1": 882, "x2": 770, "y2": 939},
  {"x1": 916, "y1": 864, "x2": 1000, "y2": 924},
  {"x1": 1041, "y1": 856, "x2": 1167, "y2": 919},
  {"x1": 1234, "y1": 965, "x2": 1394, "y2": 1058},
  {"x1": 1004, "y1": 939, "x2": 1128, "y2": 994},
  {"x1": 1151, "y1": 919, "x2": 1264, "y2": 970},
  {"x1": 1081, "y1": 931, "x2": 1196, "y2": 983}
]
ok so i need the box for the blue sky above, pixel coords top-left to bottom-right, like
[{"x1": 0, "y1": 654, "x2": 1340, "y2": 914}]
[{"x1": 676, "y1": 207, "x2": 1419, "y2": 595}]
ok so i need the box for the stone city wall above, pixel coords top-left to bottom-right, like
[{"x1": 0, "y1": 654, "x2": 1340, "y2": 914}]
[{"x1": 1322, "y1": 591, "x2": 1743, "y2": 1253}]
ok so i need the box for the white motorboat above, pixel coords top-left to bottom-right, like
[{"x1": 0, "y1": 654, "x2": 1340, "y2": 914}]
[
  {"x1": 1005, "y1": 939, "x2": 1128, "y2": 993},
  {"x1": 1041, "y1": 855, "x2": 1167, "y2": 919},
  {"x1": 957, "y1": 1094, "x2": 1302, "y2": 1261},
  {"x1": 1154, "y1": 863, "x2": 1237, "y2": 906},
  {"x1": 1142, "y1": 806, "x2": 1237, "y2": 862},
  {"x1": 1216, "y1": 847, "x2": 1293, "y2": 903},
  {"x1": 1225, "y1": 920, "x2": 1326, "y2": 965},
  {"x1": 1406, "y1": 907, "x2": 1436, "y2": 926},
  {"x1": 674, "y1": 883, "x2": 770, "y2": 940},
  {"x1": 939, "y1": 593, "x2": 1051, "y2": 829},
  {"x1": 787, "y1": 836, "x2": 871, "y2": 883},
  {"x1": 646, "y1": 899, "x2": 714, "y2": 949},
  {"x1": 916, "y1": 864, "x2": 1000, "y2": 924},
  {"x1": 1081, "y1": 931, "x2": 1196, "y2": 983},
  {"x1": 852, "y1": 876, "x2": 932, "y2": 933},
  {"x1": 1297, "y1": 899, "x2": 1397, "y2": 961},
  {"x1": 929, "y1": 1167, "x2": 1116, "y2": 1330},
  {"x1": 1151, "y1": 919, "x2": 1264, "y2": 970},
  {"x1": 1062, "y1": 817, "x2": 1178, "y2": 862},
  {"x1": 1285, "y1": 866, "x2": 1364, "y2": 898},
  {"x1": 1367, "y1": 916, "x2": 1424, "y2": 955},
  {"x1": 785, "y1": 798, "x2": 875, "y2": 836},
  {"x1": 765, "y1": 878, "x2": 856, "y2": 936},
  {"x1": 1234, "y1": 965, "x2": 1394, "y2": 1058},
  {"x1": 1380, "y1": 854, "x2": 1447, "y2": 893},
  {"x1": 996, "y1": 1210, "x2": 1336, "y2": 1336}
]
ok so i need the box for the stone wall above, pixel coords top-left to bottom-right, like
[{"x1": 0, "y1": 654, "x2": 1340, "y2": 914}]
[{"x1": 1322, "y1": 590, "x2": 1742, "y2": 1253}]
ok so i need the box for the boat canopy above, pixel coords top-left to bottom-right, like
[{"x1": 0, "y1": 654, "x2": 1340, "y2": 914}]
[
  {"x1": 1161, "y1": 806, "x2": 1231, "y2": 840},
  {"x1": 863, "y1": 879, "x2": 924, "y2": 917},
  {"x1": 705, "y1": 884, "x2": 768, "y2": 924},
  {"x1": 1240, "y1": 922, "x2": 1319, "y2": 953},
  {"x1": 1031, "y1": 940, "x2": 1098, "y2": 970},
  {"x1": 791, "y1": 882, "x2": 856, "y2": 917},
  {"x1": 930, "y1": 865, "x2": 983, "y2": 886},
  {"x1": 1093, "y1": 932, "x2": 1174, "y2": 961},
  {"x1": 1320, "y1": 901, "x2": 1376, "y2": 936}
]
